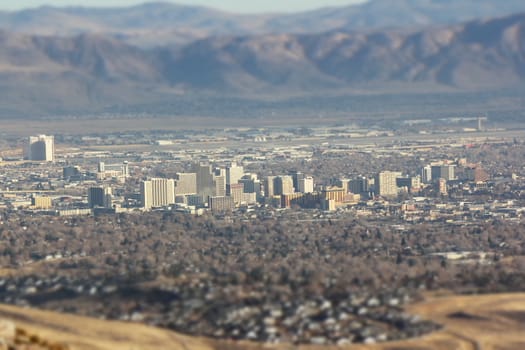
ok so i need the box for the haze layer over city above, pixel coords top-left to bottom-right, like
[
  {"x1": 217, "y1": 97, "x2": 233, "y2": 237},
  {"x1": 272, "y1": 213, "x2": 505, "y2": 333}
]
[{"x1": 0, "y1": 0, "x2": 525, "y2": 349}]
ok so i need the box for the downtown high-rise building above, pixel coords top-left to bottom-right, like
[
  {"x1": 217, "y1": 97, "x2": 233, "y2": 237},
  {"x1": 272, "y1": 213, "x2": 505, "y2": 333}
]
[
  {"x1": 349, "y1": 177, "x2": 369, "y2": 195},
  {"x1": 420, "y1": 165, "x2": 432, "y2": 184},
  {"x1": 229, "y1": 183, "x2": 245, "y2": 206},
  {"x1": 431, "y1": 164, "x2": 456, "y2": 181},
  {"x1": 193, "y1": 163, "x2": 215, "y2": 200},
  {"x1": 174, "y1": 173, "x2": 197, "y2": 196},
  {"x1": 375, "y1": 171, "x2": 402, "y2": 197},
  {"x1": 122, "y1": 161, "x2": 129, "y2": 177},
  {"x1": 440, "y1": 165, "x2": 456, "y2": 181},
  {"x1": 298, "y1": 176, "x2": 314, "y2": 193},
  {"x1": 190, "y1": 163, "x2": 229, "y2": 201},
  {"x1": 239, "y1": 174, "x2": 261, "y2": 193},
  {"x1": 289, "y1": 171, "x2": 305, "y2": 192},
  {"x1": 274, "y1": 175, "x2": 295, "y2": 195},
  {"x1": 226, "y1": 163, "x2": 244, "y2": 194},
  {"x1": 214, "y1": 173, "x2": 227, "y2": 197},
  {"x1": 26, "y1": 135, "x2": 54, "y2": 161},
  {"x1": 264, "y1": 176, "x2": 276, "y2": 197},
  {"x1": 141, "y1": 178, "x2": 175, "y2": 209},
  {"x1": 88, "y1": 186, "x2": 113, "y2": 208}
]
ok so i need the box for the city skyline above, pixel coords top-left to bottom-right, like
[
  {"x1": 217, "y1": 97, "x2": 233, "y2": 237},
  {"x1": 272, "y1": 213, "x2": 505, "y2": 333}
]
[{"x1": 0, "y1": 0, "x2": 367, "y2": 13}]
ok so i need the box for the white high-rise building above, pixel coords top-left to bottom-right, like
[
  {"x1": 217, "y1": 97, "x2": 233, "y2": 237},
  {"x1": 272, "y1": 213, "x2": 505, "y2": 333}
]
[
  {"x1": 26, "y1": 135, "x2": 54, "y2": 161},
  {"x1": 174, "y1": 173, "x2": 197, "y2": 195},
  {"x1": 420, "y1": 165, "x2": 432, "y2": 184},
  {"x1": 141, "y1": 178, "x2": 175, "y2": 209},
  {"x1": 122, "y1": 161, "x2": 129, "y2": 177},
  {"x1": 298, "y1": 176, "x2": 314, "y2": 193},
  {"x1": 375, "y1": 171, "x2": 402, "y2": 197},
  {"x1": 226, "y1": 163, "x2": 244, "y2": 186}
]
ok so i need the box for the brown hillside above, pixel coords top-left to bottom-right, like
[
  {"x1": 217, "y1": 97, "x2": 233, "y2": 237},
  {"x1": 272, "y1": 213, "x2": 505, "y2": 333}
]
[{"x1": 0, "y1": 293, "x2": 524, "y2": 350}]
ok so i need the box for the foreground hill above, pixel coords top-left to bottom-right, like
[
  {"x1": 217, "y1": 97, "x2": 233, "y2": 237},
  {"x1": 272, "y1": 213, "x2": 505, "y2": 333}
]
[
  {"x1": 0, "y1": 13, "x2": 524, "y2": 116},
  {"x1": 0, "y1": 293, "x2": 524, "y2": 349},
  {"x1": 1, "y1": 0, "x2": 525, "y2": 47}
]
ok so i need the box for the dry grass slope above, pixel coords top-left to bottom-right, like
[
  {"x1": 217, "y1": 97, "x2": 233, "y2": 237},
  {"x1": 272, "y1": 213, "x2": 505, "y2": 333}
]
[{"x1": 0, "y1": 293, "x2": 524, "y2": 350}]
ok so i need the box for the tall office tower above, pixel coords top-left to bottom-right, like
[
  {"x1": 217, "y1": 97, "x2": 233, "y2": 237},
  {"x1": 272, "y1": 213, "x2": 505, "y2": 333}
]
[
  {"x1": 298, "y1": 176, "x2": 314, "y2": 193},
  {"x1": 229, "y1": 183, "x2": 245, "y2": 205},
  {"x1": 430, "y1": 165, "x2": 442, "y2": 182},
  {"x1": 430, "y1": 164, "x2": 456, "y2": 182},
  {"x1": 88, "y1": 186, "x2": 112, "y2": 208},
  {"x1": 140, "y1": 178, "x2": 175, "y2": 209},
  {"x1": 420, "y1": 165, "x2": 432, "y2": 184},
  {"x1": 440, "y1": 165, "x2": 456, "y2": 181},
  {"x1": 239, "y1": 174, "x2": 260, "y2": 193},
  {"x1": 214, "y1": 174, "x2": 226, "y2": 197},
  {"x1": 140, "y1": 181, "x2": 152, "y2": 209},
  {"x1": 264, "y1": 176, "x2": 276, "y2": 197},
  {"x1": 192, "y1": 163, "x2": 215, "y2": 200},
  {"x1": 289, "y1": 171, "x2": 304, "y2": 192},
  {"x1": 98, "y1": 161, "x2": 105, "y2": 173},
  {"x1": 349, "y1": 176, "x2": 369, "y2": 195},
  {"x1": 226, "y1": 163, "x2": 244, "y2": 194},
  {"x1": 27, "y1": 135, "x2": 54, "y2": 161},
  {"x1": 274, "y1": 175, "x2": 294, "y2": 195},
  {"x1": 375, "y1": 171, "x2": 402, "y2": 197},
  {"x1": 174, "y1": 173, "x2": 197, "y2": 195},
  {"x1": 122, "y1": 161, "x2": 129, "y2": 177}
]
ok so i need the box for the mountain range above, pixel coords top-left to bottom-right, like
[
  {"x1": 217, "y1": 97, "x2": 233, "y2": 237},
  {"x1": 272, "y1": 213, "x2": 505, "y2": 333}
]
[
  {"x1": 1, "y1": 0, "x2": 525, "y2": 47},
  {"x1": 0, "y1": 1, "x2": 524, "y2": 117}
]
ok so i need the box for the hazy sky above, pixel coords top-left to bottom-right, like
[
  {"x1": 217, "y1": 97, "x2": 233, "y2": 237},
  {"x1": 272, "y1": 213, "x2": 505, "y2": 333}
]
[{"x1": 0, "y1": 0, "x2": 367, "y2": 13}]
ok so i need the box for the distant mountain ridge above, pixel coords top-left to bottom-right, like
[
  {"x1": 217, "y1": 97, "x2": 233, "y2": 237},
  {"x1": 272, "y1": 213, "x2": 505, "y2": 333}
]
[
  {"x1": 1, "y1": 0, "x2": 525, "y2": 47},
  {"x1": 0, "y1": 12, "x2": 524, "y2": 116},
  {"x1": 161, "y1": 13, "x2": 525, "y2": 92}
]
